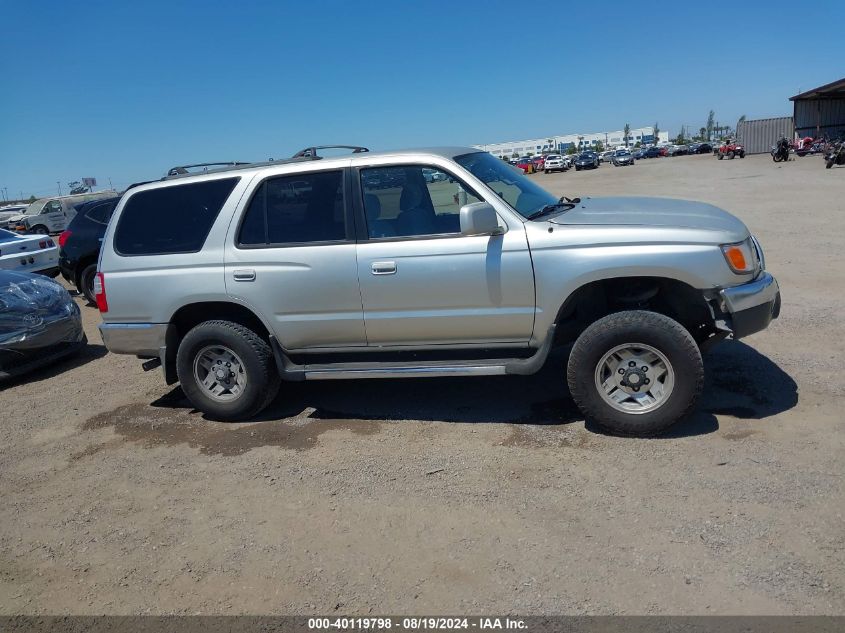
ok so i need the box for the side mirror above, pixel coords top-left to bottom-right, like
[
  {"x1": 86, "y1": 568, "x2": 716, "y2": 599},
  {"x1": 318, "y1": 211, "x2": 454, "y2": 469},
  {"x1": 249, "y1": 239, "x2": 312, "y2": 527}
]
[{"x1": 460, "y1": 202, "x2": 504, "y2": 236}]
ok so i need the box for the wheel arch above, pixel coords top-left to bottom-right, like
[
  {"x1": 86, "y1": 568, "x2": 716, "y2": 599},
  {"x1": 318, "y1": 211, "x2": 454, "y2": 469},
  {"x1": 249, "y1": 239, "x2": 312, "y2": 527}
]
[
  {"x1": 163, "y1": 300, "x2": 274, "y2": 385},
  {"x1": 550, "y1": 276, "x2": 716, "y2": 347}
]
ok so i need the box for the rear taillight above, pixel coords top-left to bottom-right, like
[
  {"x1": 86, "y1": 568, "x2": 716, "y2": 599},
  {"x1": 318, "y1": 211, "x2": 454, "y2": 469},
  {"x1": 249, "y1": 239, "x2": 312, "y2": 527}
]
[
  {"x1": 94, "y1": 272, "x2": 108, "y2": 313},
  {"x1": 58, "y1": 230, "x2": 72, "y2": 247},
  {"x1": 39, "y1": 240, "x2": 48, "y2": 249}
]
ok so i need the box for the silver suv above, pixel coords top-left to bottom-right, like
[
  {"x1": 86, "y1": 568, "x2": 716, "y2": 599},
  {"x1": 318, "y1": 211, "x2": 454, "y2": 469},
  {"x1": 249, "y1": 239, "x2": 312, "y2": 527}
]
[{"x1": 97, "y1": 145, "x2": 780, "y2": 436}]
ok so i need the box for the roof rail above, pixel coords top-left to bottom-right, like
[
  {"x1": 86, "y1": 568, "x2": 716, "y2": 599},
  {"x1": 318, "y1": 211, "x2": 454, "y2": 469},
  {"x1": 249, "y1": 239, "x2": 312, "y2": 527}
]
[
  {"x1": 166, "y1": 161, "x2": 251, "y2": 177},
  {"x1": 292, "y1": 145, "x2": 369, "y2": 159},
  {"x1": 161, "y1": 146, "x2": 369, "y2": 181}
]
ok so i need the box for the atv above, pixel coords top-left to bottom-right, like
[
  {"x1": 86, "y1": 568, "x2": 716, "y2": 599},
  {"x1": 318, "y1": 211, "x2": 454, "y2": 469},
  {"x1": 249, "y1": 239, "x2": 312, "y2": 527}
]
[{"x1": 716, "y1": 140, "x2": 746, "y2": 160}]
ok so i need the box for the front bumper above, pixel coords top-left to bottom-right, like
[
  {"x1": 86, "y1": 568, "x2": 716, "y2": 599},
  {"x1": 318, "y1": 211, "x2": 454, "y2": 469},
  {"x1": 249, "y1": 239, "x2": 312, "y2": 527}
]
[
  {"x1": 719, "y1": 272, "x2": 781, "y2": 339},
  {"x1": 99, "y1": 322, "x2": 168, "y2": 356}
]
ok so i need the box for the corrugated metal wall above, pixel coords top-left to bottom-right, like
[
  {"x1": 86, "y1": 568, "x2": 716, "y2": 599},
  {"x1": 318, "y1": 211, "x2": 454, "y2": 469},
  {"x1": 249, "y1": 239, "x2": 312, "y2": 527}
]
[
  {"x1": 794, "y1": 99, "x2": 845, "y2": 138},
  {"x1": 736, "y1": 117, "x2": 794, "y2": 154}
]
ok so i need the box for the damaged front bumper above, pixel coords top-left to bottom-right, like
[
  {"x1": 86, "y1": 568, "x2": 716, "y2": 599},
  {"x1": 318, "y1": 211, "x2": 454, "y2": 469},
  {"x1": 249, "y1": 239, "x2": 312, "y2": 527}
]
[{"x1": 716, "y1": 272, "x2": 781, "y2": 339}]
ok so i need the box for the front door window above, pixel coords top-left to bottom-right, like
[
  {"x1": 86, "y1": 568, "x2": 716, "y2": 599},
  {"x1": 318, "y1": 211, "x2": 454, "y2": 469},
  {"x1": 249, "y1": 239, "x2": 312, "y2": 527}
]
[{"x1": 360, "y1": 165, "x2": 481, "y2": 239}]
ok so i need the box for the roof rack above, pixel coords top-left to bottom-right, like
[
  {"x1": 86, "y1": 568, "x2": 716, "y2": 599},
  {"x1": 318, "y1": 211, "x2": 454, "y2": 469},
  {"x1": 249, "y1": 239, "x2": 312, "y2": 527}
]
[
  {"x1": 166, "y1": 162, "x2": 252, "y2": 177},
  {"x1": 292, "y1": 145, "x2": 369, "y2": 159},
  {"x1": 163, "y1": 146, "x2": 369, "y2": 180}
]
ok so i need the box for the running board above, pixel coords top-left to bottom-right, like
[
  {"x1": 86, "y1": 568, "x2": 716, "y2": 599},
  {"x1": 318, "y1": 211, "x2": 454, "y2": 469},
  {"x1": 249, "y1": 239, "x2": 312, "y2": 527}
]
[
  {"x1": 304, "y1": 359, "x2": 510, "y2": 380},
  {"x1": 268, "y1": 325, "x2": 556, "y2": 382}
]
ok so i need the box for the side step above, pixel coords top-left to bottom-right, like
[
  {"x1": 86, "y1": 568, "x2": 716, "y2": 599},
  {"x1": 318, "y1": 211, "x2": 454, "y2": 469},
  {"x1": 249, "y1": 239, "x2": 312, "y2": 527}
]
[
  {"x1": 303, "y1": 359, "x2": 510, "y2": 380},
  {"x1": 268, "y1": 325, "x2": 556, "y2": 382}
]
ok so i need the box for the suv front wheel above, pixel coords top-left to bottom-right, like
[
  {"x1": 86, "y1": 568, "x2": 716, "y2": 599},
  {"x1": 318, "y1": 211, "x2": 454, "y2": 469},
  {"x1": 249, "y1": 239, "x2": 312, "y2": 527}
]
[
  {"x1": 567, "y1": 311, "x2": 704, "y2": 436},
  {"x1": 176, "y1": 320, "x2": 280, "y2": 421}
]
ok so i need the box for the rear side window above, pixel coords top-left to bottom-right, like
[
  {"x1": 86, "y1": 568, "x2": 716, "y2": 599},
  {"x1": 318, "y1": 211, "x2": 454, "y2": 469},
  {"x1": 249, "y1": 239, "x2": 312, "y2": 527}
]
[
  {"x1": 115, "y1": 178, "x2": 238, "y2": 255},
  {"x1": 85, "y1": 200, "x2": 118, "y2": 225},
  {"x1": 237, "y1": 170, "x2": 346, "y2": 246}
]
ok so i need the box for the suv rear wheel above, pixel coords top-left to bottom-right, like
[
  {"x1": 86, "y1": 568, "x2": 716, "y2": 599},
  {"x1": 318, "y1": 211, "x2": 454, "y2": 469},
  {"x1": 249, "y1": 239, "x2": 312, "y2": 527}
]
[
  {"x1": 567, "y1": 310, "x2": 704, "y2": 436},
  {"x1": 79, "y1": 263, "x2": 98, "y2": 304},
  {"x1": 176, "y1": 320, "x2": 280, "y2": 421}
]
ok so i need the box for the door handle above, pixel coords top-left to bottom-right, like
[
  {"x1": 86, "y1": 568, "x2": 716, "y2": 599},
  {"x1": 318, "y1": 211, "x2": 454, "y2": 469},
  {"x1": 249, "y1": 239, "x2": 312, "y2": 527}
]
[
  {"x1": 371, "y1": 261, "x2": 396, "y2": 275},
  {"x1": 232, "y1": 269, "x2": 256, "y2": 282}
]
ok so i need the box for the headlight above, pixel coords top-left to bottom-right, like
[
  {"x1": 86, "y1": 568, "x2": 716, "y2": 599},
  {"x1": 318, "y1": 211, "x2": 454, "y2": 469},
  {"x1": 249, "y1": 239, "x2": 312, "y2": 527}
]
[{"x1": 720, "y1": 237, "x2": 758, "y2": 274}]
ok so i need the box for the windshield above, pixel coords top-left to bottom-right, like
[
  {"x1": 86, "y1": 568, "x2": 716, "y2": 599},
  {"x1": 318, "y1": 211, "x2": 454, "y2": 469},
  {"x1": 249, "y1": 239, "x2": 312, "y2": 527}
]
[
  {"x1": 455, "y1": 152, "x2": 558, "y2": 219},
  {"x1": 616, "y1": 151, "x2": 631, "y2": 156},
  {"x1": 23, "y1": 201, "x2": 46, "y2": 215}
]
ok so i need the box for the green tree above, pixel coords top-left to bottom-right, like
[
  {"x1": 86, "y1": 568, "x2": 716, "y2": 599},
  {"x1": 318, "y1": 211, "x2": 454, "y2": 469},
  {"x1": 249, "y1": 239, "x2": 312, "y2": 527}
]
[
  {"x1": 706, "y1": 110, "x2": 715, "y2": 140},
  {"x1": 28, "y1": 195, "x2": 36, "y2": 203},
  {"x1": 595, "y1": 141, "x2": 605, "y2": 153},
  {"x1": 699, "y1": 127, "x2": 707, "y2": 140},
  {"x1": 566, "y1": 145, "x2": 577, "y2": 155},
  {"x1": 623, "y1": 123, "x2": 631, "y2": 147}
]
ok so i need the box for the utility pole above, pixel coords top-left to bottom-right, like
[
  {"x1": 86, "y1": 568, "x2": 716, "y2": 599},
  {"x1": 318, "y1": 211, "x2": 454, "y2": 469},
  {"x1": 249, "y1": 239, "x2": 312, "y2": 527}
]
[{"x1": 57, "y1": 181, "x2": 62, "y2": 196}]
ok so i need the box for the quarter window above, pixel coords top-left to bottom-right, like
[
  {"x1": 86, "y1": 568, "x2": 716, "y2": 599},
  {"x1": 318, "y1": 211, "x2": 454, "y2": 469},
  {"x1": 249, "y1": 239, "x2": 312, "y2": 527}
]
[
  {"x1": 238, "y1": 170, "x2": 346, "y2": 246},
  {"x1": 114, "y1": 178, "x2": 238, "y2": 255},
  {"x1": 85, "y1": 200, "x2": 118, "y2": 225},
  {"x1": 360, "y1": 166, "x2": 481, "y2": 239}
]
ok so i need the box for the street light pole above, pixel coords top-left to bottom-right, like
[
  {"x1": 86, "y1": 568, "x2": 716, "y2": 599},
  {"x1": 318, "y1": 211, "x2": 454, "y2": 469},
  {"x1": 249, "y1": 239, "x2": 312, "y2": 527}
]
[{"x1": 57, "y1": 181, "x2": 62, "y2": 196}]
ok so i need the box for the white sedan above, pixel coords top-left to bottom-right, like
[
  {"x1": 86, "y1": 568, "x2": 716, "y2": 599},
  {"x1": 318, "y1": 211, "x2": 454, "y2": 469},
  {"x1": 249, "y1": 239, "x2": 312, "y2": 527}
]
[{"x1": 0, "y1": 229, "x2": 59, "y2": 276}]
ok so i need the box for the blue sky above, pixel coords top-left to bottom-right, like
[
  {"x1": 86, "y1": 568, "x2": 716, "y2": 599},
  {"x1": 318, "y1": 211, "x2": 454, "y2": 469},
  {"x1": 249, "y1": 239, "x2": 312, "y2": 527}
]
[{"x1": 1, "y1": 0, "x2": 843, "y2": 199}]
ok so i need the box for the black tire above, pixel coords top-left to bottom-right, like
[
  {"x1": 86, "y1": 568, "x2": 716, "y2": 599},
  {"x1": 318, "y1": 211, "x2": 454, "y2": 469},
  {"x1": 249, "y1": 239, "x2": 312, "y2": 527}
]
[
  {"x1": 727, "y1": 151, "x2": 735, "y2": 159},
  {"x1": 32, "y1": 225, "x2": 49, "y2": 235},
  {"x1": 79, "y1": 263, "x2": 98, "y2": 305},
  {"x1": 739, "y1": 151, "x2": 745, "y2": 158},
  {"x1": 827, "y1": 159, "x2": 834, "y2": 169},
  {"x1": 717, "y1": 153, "x2": 724, "y2": 160},
  {"x1": 176, "y1": 320, "x2": 280, "y2": 421},
  {"x1": 567, "y1": 310, "x2": 704, "y2": 437}
]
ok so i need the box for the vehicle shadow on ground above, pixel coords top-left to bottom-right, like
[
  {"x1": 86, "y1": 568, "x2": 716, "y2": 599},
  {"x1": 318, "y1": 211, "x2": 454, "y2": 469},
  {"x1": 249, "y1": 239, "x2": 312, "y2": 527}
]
[
  {"x1": 151, "y1": 340, "x2": 797, "y2": 439},
  {"x1": 0, "y1": 342, "x2": 107, "y2": 390}
]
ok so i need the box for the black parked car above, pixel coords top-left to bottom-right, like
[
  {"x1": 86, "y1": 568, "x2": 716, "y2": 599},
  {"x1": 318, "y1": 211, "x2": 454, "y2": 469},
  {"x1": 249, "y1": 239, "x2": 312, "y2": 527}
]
[
  {"x1": 573, "y1": 152, "x2": 600, "y2": 170},
  {"x1": 0, "y1": 270, "x2": 85, "y2": 380},
  {"x1": 691, "y1": 142, "x2": 713, "y2": 154},
  {"x1": 58, "y1": 196, "x2": 120, "y2": 303},
  {"x1": 641, "y1": 146, "x2": 662, "y2": 158}
]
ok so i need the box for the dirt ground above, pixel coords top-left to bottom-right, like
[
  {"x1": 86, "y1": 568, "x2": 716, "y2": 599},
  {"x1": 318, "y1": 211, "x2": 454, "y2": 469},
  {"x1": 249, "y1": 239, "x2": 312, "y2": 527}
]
[{"x1": 1, "y1": 153, "x2": 843, "y2": 616}]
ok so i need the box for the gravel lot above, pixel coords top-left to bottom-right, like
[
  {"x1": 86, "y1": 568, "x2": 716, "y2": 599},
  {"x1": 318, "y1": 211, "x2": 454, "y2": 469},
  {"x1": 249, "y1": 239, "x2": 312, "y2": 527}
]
[{"x1": 1, "y1": 153, "x2": 843, "y2": 615}]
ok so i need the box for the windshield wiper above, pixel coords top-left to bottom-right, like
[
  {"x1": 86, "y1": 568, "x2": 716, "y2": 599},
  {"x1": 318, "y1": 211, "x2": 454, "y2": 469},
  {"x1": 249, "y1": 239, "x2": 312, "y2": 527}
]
[{"x1": 526, "y1": 196, "x2": 580, "y2": 221}]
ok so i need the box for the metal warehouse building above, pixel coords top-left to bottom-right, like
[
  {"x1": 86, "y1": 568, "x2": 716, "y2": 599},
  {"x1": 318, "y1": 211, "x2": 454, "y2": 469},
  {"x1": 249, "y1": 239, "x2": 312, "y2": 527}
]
[
  {"x1": 737, "y1": 116, "x2": 794, "y2": 154},
  {"x1": 790, "y1": 77, "x2": 845, "y2": 140}
]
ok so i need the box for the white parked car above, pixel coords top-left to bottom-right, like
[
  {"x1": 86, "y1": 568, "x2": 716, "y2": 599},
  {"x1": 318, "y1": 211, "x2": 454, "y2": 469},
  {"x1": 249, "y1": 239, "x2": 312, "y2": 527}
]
[
  {"x1": 6, "y1": 192, "x2": 116, "y2": 235},
  {"x1": 543, "y1": 154, "x2": 566, "y2": 173},
  {"x1": 0, "y1": 228, "x2": 59, "y2": 276},
  {"x1": 0, "y1": 205, "x2": 28, "y2": 226}
]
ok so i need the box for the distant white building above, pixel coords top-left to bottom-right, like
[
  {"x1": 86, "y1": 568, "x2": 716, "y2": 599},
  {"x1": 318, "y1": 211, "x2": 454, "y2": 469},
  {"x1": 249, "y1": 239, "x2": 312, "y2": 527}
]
[{"x1": 474, "y1": 126, "x2": 670, "y2": 158}]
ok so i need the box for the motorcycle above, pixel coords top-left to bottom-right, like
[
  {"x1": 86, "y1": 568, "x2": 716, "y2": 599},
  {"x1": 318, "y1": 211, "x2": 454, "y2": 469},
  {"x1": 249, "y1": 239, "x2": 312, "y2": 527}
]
[
  {"x1": 795, "y1": 136, "x2": 827, "y2": 157},
  {"x1": 825, "y1": 140, "x2": 845, "y2": 169},
  {"x1": 771, "y1": 137, "x2": 791, "y2": 162}
]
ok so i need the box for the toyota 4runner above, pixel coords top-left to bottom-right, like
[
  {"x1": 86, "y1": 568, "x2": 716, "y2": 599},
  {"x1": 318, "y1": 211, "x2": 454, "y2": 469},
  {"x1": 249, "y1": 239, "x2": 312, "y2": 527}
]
[{"x1": 97, "y1": 145, "x2": 780, "y2": 436}]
